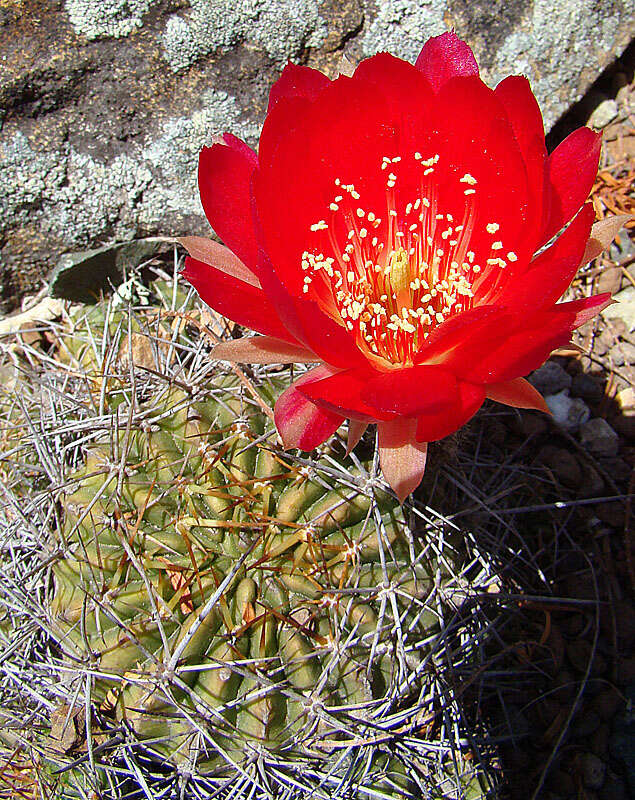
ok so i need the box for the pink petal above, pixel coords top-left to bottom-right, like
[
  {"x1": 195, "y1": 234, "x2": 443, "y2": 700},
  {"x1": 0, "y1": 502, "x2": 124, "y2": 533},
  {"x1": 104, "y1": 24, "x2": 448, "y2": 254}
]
[
  {"x1": 212, "y1": 336, "x2": 318, "y2": 364},
  {"x1": 378, "y1": 418, "x2": 428, "y2": 503},
  {"x1": 274, "y1": 366, "x2": 345, "y2": 450},
  {"x1": 346, "y1": 419, "x2": 368, "y2": 455},
  {"x1": 486, "y1": 377, "x2": 550, "y2": 413},
  {"x1": 268, "y1": 63, "x2": 330, "y2": 111},
  {"x1": 582, "y1": 214, "x2": 632, "y2": 265},
  {"x1": 178, "y1": 237, "x2": 260, "y2": 288},
  {"x1": 414, "y1": 32, "x2": 479, "y2": 92},
  {"x1": 540, "y1": 127, "x2": 602, "y2": 246}
]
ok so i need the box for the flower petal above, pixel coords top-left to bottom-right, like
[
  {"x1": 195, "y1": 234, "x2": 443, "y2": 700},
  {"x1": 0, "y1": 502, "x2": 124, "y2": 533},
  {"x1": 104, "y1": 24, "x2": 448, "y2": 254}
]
[
  {"x1": 495, "y1": 75, "x2": 547, "y2": 228},
  {"x1": 268, "y1": 62, "x2": 330, "y2": 111},
  {"x1": 212, "y1": 336, "x2": 318, "y2": 364},
  {"x1": 582, "y1": 214, "x2": 632, "y2": 265},
  {"x1": 299, "y1": 364, "x2": 459, "y2": 421},
  {"x1": 363, "y1": 365, "x2": 458, "y2": 417},
  {"x1": 415, "y1": 382, "x2": 485, "y2": 442},
  {"x1": 256, "y1": 257, "x2": 371, "y2": 369},
  {"x1": 378, "y1": 418, "x2": 428, "y2": 503},
  {"x1": 492, "y1": 204, "x2": 596, "y2": 310},
  {"x1": 540, "y1": 127, "x2": 602, "y2": 246},
  {"x1": 298, "y1": 368, "x2": 391, "y2": 422},
  {"x1": 198, "y1": 135, "x2": 259, "y2": 271},
  {"x1": 486, "y1": 377, "x2": 550, "y2": 413},
  {"x1": 274, "y1": 366, "x2": 345, "y2": 450},
  {"x1": 182, "y1": 257, "x2": 295, "y2": 342},
  {"x1": 460, "y1": 295, "x2": 611, "y2": 384},
  {"x1": 414, "y1": 32, "x2": 479, "y2": 91},
  {"x1": 179, "y1": 237, "x2": 260, "y2": 287},
  {"x1": 346, "y1": 419, "x2": 368, "y2": 455}
]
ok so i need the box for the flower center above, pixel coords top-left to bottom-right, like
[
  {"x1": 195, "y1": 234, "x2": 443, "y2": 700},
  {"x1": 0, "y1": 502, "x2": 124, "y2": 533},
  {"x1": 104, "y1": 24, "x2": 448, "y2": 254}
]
[{"x1": 302, "y1": 152, "x2": 517, "y2": 366}]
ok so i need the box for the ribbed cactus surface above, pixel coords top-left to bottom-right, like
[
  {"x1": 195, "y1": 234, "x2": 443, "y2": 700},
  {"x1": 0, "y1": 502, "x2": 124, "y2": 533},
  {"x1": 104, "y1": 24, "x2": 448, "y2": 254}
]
[{"x1": 51, "y1": 374, "x2": 446, "y2": 780}]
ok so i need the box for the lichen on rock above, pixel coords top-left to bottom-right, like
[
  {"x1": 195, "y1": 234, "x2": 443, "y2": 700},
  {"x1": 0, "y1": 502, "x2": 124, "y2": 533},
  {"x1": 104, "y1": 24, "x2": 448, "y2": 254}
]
[
  {"x1": 65, "y1": 0, "x2": 154, "y2": 40},
  {"x1": 162, "y1": 0, "x2": 328, "y2": 72}
]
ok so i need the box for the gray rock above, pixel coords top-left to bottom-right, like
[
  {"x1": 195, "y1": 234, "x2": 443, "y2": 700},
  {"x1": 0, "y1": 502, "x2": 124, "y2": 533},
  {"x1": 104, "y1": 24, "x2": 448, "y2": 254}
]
[
  {"x1": 530, "y1": 361, "x2": 572, "y2": 395},
  {"x1": 580, "y1": 418, "x2": 620, "y2": 457},
  {"x1": 0, "y1": 0, "x2": 632, "y2": 309},
  {"x1": 545, "y1": 391, "x2": 591, "y2": 431}
]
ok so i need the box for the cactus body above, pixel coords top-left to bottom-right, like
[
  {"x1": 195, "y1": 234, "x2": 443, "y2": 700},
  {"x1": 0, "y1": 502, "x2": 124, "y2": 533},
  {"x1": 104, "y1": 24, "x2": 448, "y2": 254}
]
[{"x1": 51, "y1": 374, "x2": 445, "y2": 777}]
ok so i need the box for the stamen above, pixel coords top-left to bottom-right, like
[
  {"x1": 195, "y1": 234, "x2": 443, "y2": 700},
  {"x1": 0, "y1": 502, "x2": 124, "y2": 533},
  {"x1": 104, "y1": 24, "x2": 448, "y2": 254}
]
[{"x1": 301, "y1": 152, "x2": 517, "y2": 366}]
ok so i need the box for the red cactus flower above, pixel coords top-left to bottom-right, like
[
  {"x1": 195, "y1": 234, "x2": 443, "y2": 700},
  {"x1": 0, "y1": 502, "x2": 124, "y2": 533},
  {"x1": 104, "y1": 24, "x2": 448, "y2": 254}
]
[{"x1": 181, "y1": 32, "x2": 623, "y2": 502}]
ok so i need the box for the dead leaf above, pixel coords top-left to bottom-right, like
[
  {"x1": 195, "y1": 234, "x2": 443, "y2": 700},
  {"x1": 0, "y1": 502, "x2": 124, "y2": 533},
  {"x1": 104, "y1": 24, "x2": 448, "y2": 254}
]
[{"x1": 47, "y1": 704, "x2": 84, "y2": 755}]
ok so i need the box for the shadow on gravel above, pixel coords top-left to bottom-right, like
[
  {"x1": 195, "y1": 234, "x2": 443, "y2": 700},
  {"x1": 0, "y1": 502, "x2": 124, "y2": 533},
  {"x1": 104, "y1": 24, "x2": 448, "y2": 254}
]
[{"x1": 423, "y1": 390, "x2": 633, "y2": 800}]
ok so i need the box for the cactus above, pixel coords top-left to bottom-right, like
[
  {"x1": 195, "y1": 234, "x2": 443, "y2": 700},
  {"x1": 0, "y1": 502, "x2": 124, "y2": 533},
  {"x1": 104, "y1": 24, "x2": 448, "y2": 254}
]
[
  {"x1": 51, "y1": 375, "x2": 441, "y2": 774},
  {"x1": 0, "y1": 275, "x2": 490, "y2": 797}
]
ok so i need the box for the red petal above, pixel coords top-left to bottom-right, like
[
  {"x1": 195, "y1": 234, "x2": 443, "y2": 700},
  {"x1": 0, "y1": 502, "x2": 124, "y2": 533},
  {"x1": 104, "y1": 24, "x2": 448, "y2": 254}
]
[
  {"x1": 354, "y1": 52, "x2": 433, "y2": 115},
  {"x1": 274, "y1": 366, "x2": 345, "y2": 450},
  {"x1": 178, "y1": 237, "x2": 260, "y2": 287},
  {"x1": 182, "y1": 257, "x2": 295, "y2": 342},
  {"x1": 378, "y1": 418, "x2": 428, "y2": 503},
  {"x1": 415, "y1": 306, "x2": 504, "y2": 366},
  {"x1": 558, "y1": 293, "x2": 613, "y2": 327},
  {"x1": 268, "y1": 62, "x2": 330, "y2": 111},
  {"x1": 414, "y1": 32, "x2": 479, "y2": 92},
  {"x1": 415, "y1": 382, "x2": 485, "y2": 442},
  {"x1": 198, "y1": 136, "x2": 259, "y2": 271},
  {"x1": 540, "y1": 127, "x2": 601, "y2": 246},
  {"x1": 346, "y1": 419, "x2": 368, "y2": 455},
  {"x1": 492, "y1": 204, "x2": 596, "y2": 310},
  {"x1": 297, "y1": 368, "x2": 391, "y2": 422},
  {"x1": 363, "y1": 365, "x2": 458, "y2": 417},
  {"x1": 298, "y1": 364, "x2": 459, "y2": 421},
  {"x1": 486, "y1": 377, "x2": 550, "y2": 413},
  {"x1": 431, "y1": 76, "x2": 536, "y2": 268},
  {"x1": 495, "y1": 75, "x2": 547, "y2": 233},
  {"x1": 460, "y1": 295, "x2": 611, "y2": 384},
  {"x1": 212, "y1": 336, "x2": 318, "y2": 364},
  {"x1": 256, "y1": 258, "x2": 370, "y2": 369}
]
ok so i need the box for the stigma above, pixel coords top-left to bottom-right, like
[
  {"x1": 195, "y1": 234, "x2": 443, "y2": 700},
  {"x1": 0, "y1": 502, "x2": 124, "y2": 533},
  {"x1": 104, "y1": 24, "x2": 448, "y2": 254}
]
[{"x1": 303, "y1": 152, "x2": 513, "y2": 366}]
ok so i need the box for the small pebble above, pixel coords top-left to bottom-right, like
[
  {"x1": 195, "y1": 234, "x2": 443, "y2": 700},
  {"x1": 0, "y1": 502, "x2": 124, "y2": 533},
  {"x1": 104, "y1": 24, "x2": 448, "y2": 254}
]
[
  {"x1": 592, "y1": 687, "x2": 624, "y2": 721},
  {"x1": 597, "y1": 265, "x2": 622, "y2": 294},
  {"x1": 551, "y1": 769, "x2": 575, "y2": 796},
  {"x1": 530, "y1": 361, "x2": 572, "y2": 394},
  {"x1": 602, "y1": 286, "x2": 635, "y2": 331},
  {"x1": 590, "y1": 723, "x2": 610, "y2": 758},
  {"x1": 579, "y1": 752, "x2": 606, "y2": 789},
  {"x1": 589, "y1": 98, "x2": 619, "y2": 128},
  {"x1": 599, "y1": 775, "x2": 627, "y2": 800},
  {"x1": 537, "y1": 445, "x2": 582, "y2": 488},
  {"x1": 571, "y1": 373, "x2": 604, "y2": 401},
  {"x1": 612, "y1": 340, "x2": 635, "y2": 367},
  {"x1": 545, "y1": 391, "x2": 591, "y2": 431},
  {"x1": 579, "y1": 418, "x2": 619, "y2": 457}
]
